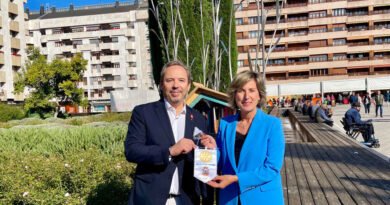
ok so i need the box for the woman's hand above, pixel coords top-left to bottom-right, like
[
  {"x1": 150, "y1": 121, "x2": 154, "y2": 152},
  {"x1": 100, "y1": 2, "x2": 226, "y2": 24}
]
[
  {"x1": 207, "y1": 175, "x2": 238, "y2": 189},
  {"x1": 200, "y1": 134, "x2": 216, "y2": 149}
]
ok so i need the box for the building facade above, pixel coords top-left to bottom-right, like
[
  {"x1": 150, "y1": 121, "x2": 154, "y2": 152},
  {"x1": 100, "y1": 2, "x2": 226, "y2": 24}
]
[
  {"x1": 27, "y1": 0, "x2": 159, "y2": 112},
  {"x1": 0, "y1": 0, "x2": 28, "y2": 102},
  {"x1": 235, "y1": 0, "x2": 390, "y2": 96}
]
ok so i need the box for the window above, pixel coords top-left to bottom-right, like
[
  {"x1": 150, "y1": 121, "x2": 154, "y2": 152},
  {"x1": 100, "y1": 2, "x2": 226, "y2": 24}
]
[
  {"x1": 237, "y1": 60, "x2": 244, "y2": 67},
  {"x1": 248, "y1": 17, "x2": 258, "y2": 24},
  {"x1": 309, "y1": 26, "x2": 327, "y2": 33},
  {"x1": 236, "y1": 18, "x2": 243, "y2": 25},
  {"x1": 333, "y1": 8, "x2": 345, "y2": 16},
  {"x1": 90, "y1": 39, "x2": 99, "y2": 45},
  {"x1": 310, "y1": 68, "x2": 328, "y2": 76},
  {"x1": 333, "y1": 53, "x2": 347, "y2": 61},
  {"x1": 333, "y1": 24, "x2": 346, "y2": 31},
  {"x1": 248, "y1": 31, "x2": 258, "y2": 38},
  {"x1": 234, "y1": 4, "x2": 243, "y2": 11},
  {"x1": 71, "y1": 27, "x2": 84, "y2": 33},
  {"x1": 309, "y1": 11, "x2": 327, "y2": 18},
  {"x1": 310, "y1": 54, "x2": 328, "y2": 62},
  {"x1": 333, "y1": 38, "x2": 346, "y2": 46},
  {"x1": 309, "y1": 0, "x2": 326, "y2": 3},
  {"x1": 309, "y1": 40, "x2": 327, "y2": 47},
  {"x1": 86, "y1": 25, "x2": 100, "y2": 31},
  {"x1": 374, "y1": 37, "x2": 390, "y2": 44}
]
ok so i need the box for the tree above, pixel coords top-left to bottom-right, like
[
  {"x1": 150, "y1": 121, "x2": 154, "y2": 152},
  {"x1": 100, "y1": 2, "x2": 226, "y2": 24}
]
[
  {"x1": 14, "y1": 47, "x2": 88, "y2": 118},
  {"x1": 148, "y1": 0, "x2": 237, "y2": 91}
]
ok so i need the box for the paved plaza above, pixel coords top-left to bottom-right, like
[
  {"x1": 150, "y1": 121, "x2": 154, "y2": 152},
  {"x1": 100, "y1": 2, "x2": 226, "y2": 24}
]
[{"x1": 331, "y1": 103, "x2": 390, "y2": 158}]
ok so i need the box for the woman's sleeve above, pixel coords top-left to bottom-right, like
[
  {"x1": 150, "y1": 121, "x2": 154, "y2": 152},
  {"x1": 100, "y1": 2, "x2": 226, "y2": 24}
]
[{"x1": 236, "y1": 119, "x2": 285, "y2": 193}]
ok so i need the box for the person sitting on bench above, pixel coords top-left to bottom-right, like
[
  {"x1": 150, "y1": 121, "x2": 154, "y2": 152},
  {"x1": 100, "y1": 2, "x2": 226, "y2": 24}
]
[
  {"x1": 344, "y1": 102, "x2": 375, "y2": 143},
  {"x1": 315, "y1": 104, "x2": 334, "y2": 127}
]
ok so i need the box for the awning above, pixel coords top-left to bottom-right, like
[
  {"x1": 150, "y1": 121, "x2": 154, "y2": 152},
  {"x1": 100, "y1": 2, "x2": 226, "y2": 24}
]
[
  {"x1": 266, "y1": 84, "x2": 279, "y2": 96},
  {"x1": 280, "y1": 82, "x2": 320, "y2": 95},
  {"x1": 368, "y1": 76, "x2": 390, "y2": 90},
  {"x1": 323, "y1": 79, "x2": 366, "y2": 92}
]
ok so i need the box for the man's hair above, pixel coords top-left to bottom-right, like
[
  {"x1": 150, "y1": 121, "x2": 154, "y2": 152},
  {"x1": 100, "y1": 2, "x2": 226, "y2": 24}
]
[
  {"x1": 159, "y1": 60, "x2": 192, "y2": 87},
  {"x1": 352, "y1": 102, "x2": 361, "y2": 107},
  {"x1": 227, "y1": 70, "x2": 266, "y2": 109}
]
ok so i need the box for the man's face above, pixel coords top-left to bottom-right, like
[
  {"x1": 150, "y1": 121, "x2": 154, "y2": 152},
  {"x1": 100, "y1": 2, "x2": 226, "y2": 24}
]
[{"x1": 161, "y1": 65, "x2": 190, "y2": 106}]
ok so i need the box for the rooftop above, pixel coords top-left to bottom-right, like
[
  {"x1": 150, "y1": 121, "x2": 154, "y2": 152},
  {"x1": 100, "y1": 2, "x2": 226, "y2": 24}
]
[{"x1": 27, "y1": 0, "x2": 146, "y2": 20}]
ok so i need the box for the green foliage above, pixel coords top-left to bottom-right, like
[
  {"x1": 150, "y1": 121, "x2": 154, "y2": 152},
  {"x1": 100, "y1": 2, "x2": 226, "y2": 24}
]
[
  {"x1": 0, "y1": 150, "x2": 134, "y2": 205},
  {"x1": 14, "y1": 47, "x2": 88, "y2": 118},
  {"x1": 150, "y1": 0, "x2": 239, "y2": 89},
  {"x1": 0, "y1": 104, "x2": 26, "y2": 122},
  {"x1": 219, "y1": 0, "x2": 238, "y2": 92},
  {"x1": 0, "y1": 112, "x2": 131, "y2": 128},
  {"x1": 0, "y1": 121, "x2": 134, "y2": 204}
]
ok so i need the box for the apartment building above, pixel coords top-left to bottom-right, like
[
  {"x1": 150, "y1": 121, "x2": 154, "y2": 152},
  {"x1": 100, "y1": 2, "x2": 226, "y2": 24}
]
[
  {"x1": 27, "y1": 0, "x2": 159, "y2": 112},
  {"x1": 235, "y1": 0, "x2": 390, "y2": 96},
  {"x1": 0, "y1": 0, "x2": 28, "y2": 102}
]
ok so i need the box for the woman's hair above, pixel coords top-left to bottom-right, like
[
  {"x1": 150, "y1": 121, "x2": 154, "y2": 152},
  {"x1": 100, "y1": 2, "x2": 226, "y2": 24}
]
[{"x1": 227, "y1": 70, "x2": 266, "y2": 109}]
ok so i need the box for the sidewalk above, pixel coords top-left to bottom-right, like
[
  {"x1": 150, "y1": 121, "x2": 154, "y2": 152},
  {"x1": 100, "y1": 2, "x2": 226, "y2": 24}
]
[{"x1": 331, "y1": 103, "x2": 390, "y2": 157}]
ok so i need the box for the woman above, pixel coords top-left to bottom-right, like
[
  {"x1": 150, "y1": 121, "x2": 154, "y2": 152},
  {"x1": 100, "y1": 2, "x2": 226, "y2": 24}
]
[
  {"x1": 201, "y1": 70, "x2": 285, "y2": 205},
  {"x1": 363, "y1": 93, "x2": 371, "y2": 114}
]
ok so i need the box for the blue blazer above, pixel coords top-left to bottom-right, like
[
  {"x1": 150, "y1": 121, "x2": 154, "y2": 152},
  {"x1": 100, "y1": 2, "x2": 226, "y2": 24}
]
[
  {"x1": 217, "y1": 109, "x2": 285, "y2": 205},
  {"x1": 125, "y1": 100, "x2": 212, "y2": 205}
]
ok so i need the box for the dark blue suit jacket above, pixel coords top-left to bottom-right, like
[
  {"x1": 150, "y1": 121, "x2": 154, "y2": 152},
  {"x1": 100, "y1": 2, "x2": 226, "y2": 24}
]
[
  {"x1": 125, "y1": 99, "x2": 210, "y2": 205},
  {"x1": 345, "y1": 107, "x2": 367, "y2": 126}
]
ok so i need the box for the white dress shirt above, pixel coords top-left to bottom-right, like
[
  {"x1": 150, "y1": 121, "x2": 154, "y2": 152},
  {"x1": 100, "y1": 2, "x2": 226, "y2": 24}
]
[{"x1": 165, "y1": 100, "x2": 186, "y2": 195}]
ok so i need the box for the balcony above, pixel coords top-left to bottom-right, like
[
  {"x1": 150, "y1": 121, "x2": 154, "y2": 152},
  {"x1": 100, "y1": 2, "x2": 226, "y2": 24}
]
[
  {"x1": 102, "y1": 80, "x2": 114, "y2": 87},
  {"x1": 10, "y1": 21, "x2": 19, "y2": 32},
  {"x1": 126, "y1": 42, "x2": 135, "y2": 49},
  {"x1": 9, "y1": 2, "x2": 18, "y2": 15},
  {"x1": 0, "y1": 71, "x2": 5, "y2": 82},
  {"x1": 127, "y1": 67, "x2": 137, "y2": 75},
  {"x1": 12, "y1": 55, "x2": 22, "y2": 67},
  {"x1": 0, "y1": 52, "x2": 4, "y2": 65},
  {"x1": 14, "y1": 93, "x2": 24, "y2": 101},
  {"x1": 11, "y1": 38, "x2": 20, "y2": 49},
  {"x1": 125, "y1": 29, "x2": 135, "y2": 37},
  {"x1": 101, "y1": 68, "x2": 114, "y2": 75},
  {"x1": 128, "y1": 79, "x2": 138, "y2": 88},
  {"x1": 127, "y1": 54, "x2": 136, "y2": 62},
  {"x1": 0, "y1": 92, "x2": 6, "y2": 101}
]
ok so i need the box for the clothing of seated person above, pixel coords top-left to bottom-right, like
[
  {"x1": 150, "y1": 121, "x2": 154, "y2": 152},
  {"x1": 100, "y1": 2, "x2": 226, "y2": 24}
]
[
  {"x1": 302, "y1": 103, "x2": 308, "y2": 115},
  {"x1": 345, "y1": 102, "x2": 375, "y2": 142},
  {"x1": 315, "y1": 105, "x2": 333, "y2": 127},
  {"x1": 310, "y1": 102, "x2": 320, "y2": 120}
]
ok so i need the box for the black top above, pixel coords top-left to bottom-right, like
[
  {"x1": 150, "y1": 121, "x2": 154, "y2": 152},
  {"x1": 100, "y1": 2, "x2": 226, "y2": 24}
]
[{"x1": 235, "y1": 132, "x2": 247, "y2": 166}]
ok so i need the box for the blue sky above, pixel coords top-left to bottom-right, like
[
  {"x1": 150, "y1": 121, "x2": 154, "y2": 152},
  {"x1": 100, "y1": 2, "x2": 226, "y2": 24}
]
[{"x1": 26, "y1": 0, "x2": 132, "y2": 11}]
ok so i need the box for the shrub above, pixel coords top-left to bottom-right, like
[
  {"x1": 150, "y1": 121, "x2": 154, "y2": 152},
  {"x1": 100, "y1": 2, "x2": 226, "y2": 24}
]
[
  {"x1": 0, "y1": 150, "x2": 134, "y2": 205},
  {"x1": 0, "y1": 123, "x2": 134, "y2": 204},
  {"x1": 0, "y1": 104, "x2": 25, "y2": 122}
]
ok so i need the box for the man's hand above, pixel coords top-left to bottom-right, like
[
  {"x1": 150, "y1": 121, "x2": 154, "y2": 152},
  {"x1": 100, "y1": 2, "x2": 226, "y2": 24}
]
[
  {"x1": 207, "y1": 175, "x2": 238, "y2": 189},
  {"x1": 200, "y1": 134, "x2": 217, "y2": 149},
  {"x1": 169, "y1": 138, "x2": 197, "y2": 157}
]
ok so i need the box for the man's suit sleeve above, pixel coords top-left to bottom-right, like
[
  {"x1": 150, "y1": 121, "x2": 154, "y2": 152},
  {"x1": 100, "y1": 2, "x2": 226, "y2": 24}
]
[{"x1": 124, "y1": 107, "x2": 170, "y2": 166}]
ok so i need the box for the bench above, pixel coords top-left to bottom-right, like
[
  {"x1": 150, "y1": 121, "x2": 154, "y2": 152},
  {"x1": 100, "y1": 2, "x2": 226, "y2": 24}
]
[{"x1": 272, "y1": 108, "x2": 390, "y2": 205}]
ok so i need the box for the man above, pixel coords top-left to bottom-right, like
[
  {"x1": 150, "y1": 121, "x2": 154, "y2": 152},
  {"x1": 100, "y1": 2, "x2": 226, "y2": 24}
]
[
  {"x1": 344, "y1": 102, "x2": 375, "y2": 143},
  {"x1": 125, "y1": 61, "x2": 212, "y2": 205},
  {"x1": 374, "y1": 90, "x2": 384, "y2": 117},
  {"x1": 315, "y1": 104, "x2": 333, "y2": 127},
  {"x1": 349, "y1": 92, "x2": 358, "y2": 106}
]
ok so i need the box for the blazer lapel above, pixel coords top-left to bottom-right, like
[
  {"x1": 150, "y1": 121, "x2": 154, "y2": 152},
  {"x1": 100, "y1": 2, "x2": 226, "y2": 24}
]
[
  {"x1": 154, "y1": 100, "x2": 175, "y2": 145},
  {"x1": 184, "y1": 106, "x2": 195, "y2": 141},
  {"x1": 226, "y1": 114, "x2": 239, "y2": 172},
  {"x1": 237, "y1": 109, "x2": 266, "y2": 170}
]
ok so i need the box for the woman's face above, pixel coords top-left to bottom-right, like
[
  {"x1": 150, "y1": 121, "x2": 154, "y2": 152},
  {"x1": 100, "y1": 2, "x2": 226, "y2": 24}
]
[{"x1": 235, "y1": 79, "x2": 260, "y2": 113}]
